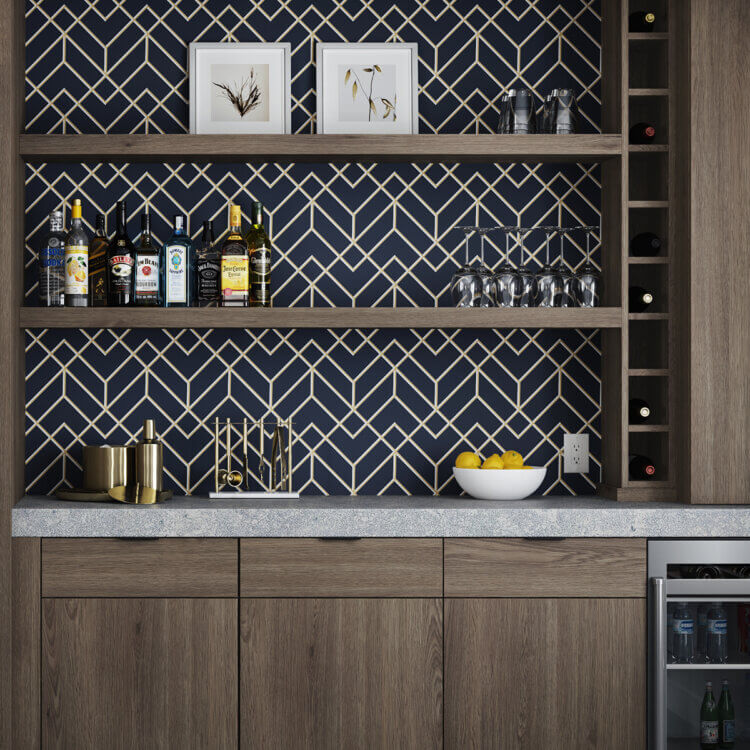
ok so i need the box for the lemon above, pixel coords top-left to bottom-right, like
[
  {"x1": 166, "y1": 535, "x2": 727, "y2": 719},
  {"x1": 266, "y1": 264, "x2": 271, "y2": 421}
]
[
  {"x1": 455, "y1": 451, "x2": 481, "y2": 469},
  {"x1": 481, "y1": 454, "x2": 505, "y2": 470},
  {"x1": 501, "y1": 450, "x2": 524, "y2": 468}
]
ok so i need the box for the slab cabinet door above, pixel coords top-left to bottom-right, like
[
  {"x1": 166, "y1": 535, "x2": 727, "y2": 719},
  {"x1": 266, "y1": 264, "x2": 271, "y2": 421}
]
[
  {"x1": 445, "y1": 598, "x2": 646, "y2": 749},
  {"x1": 241, "y1": 598, "x2": 443, "y2": 749},
  {"x1": 42, "y1": 598, "x2": 238, "y2": 750}
]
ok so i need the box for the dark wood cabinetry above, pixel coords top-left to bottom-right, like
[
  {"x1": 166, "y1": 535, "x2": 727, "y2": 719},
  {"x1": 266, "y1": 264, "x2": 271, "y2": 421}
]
[
  {"x1": 41, "y1": 598, "x2": 238, "y2": 749},
  {"x1": 240, "y1": 598, "x2": 443, "y2": 749},
  {"x1": 445, "y1": 598, "x2": 647, "y2": 749}
]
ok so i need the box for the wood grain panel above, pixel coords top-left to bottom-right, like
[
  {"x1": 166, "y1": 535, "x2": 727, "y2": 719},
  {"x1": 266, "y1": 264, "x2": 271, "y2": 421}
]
[
  {"x1": 42, "y1": 598, "x2": 237, "y2": 749},
  {"x1": 444, "y1": 538, "x2": 646, "y2": 597},
  {"x1": 13, "y1": 538, "x2": 40, "y2": 750},
  {"x1": 241, "y1": 598, "x2": 442, "y2": 749},
  {"x1": 19, "y1": 305, "x2": 625, "y2": 330},
  {"x1": 19, "y1": 133, "x2": 623, "y2": 163},
  {"x1": 42, "y1": 538, "x2": 237, "y2": 597},
  {"x1": 445, "y1": 598, "x2": 646, "y2": 749},
  {"x1": 686, "y1": 0, "x2": 750, "y2": 502},
  {"x1": 240, "y1": 538, "x2": 442, "y2": 596}
]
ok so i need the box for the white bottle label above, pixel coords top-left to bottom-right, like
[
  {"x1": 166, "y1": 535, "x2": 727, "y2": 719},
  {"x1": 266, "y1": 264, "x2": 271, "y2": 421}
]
[
  {"x1": 701, "y1": 721, "x2": 718, "y2": 742},
  {"x1": 708, "y1": 618, "x2": 727, "y2": 634},
  {"x1": 64, "y1": 245, "x2": 88, "y2": 295},
  {"x1": 135, "y1": 256, "x2": 159, "y2": 295},
  {"x1": 165, "y1": 245, "x2": 186, "y2": 303},
  {"x1": 673, "y1": 618, "x2": 694, "y2": 634},
  {"x1": 722, "y1": 720, "x2": 735, "y2": 741}
]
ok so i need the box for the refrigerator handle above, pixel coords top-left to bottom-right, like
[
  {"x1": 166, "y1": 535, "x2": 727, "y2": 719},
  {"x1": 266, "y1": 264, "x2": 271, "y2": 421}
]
[{"x1": 649, "y1": 576, "x2": 667, "y2": 750}]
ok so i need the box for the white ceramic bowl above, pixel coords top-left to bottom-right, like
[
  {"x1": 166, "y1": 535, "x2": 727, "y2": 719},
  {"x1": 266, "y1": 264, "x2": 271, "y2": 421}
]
[{"x1": 453, "y1": 466, "x2": 546, "y2": 500}]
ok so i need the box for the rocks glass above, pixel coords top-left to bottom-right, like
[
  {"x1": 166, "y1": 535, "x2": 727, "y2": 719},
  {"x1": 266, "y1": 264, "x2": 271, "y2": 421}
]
[{"x1": 497, "y1": 88, "x2": 537, "y2": 134}]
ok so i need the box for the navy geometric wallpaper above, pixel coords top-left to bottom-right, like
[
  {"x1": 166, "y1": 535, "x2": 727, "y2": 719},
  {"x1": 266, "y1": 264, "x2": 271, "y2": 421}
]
[{"x1": 24, "y1": 0, "x2": 603, "y2": 497}]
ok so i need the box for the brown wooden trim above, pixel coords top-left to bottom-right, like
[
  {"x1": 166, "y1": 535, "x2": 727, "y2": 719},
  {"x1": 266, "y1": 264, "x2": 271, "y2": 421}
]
[
  {"x1": 12, "y1": 539, "x2": 40, "y2": 750},
  {"x1": 19, "y1": 306, "x2": 625, "y2": 330},
  {"x1": 240, "y1": 538, "x2": 443, "y2": 597},
  {"x1": 42, "y1": 538, "x2": 238, "y2": 597},
  {"x1": 444, "y1": 538, "x2": 647, "y2": 597},
  {"x1": 20, "y1": 133, "x2": 624, "y2": 164}
]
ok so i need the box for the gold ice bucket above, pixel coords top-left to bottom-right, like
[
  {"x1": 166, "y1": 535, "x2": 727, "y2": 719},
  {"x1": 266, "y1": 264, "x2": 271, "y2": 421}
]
[{"x1": 82, "y1": 445, "x2": 136, "y2": 491}]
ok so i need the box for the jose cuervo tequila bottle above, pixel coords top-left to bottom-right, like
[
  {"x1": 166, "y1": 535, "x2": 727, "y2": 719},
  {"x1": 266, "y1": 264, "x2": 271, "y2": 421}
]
[{"x1": 160, "y1": 214, "x2": 193, "y2": 307}]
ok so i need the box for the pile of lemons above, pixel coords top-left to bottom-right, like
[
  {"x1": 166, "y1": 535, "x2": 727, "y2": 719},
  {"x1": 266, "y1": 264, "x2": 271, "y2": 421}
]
[{"x1": 455, "y1": 450, "x2": 533, "y2": 470}]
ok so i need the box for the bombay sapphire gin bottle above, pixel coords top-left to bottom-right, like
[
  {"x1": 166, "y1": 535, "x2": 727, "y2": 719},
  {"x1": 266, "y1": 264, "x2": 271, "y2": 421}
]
[{"x1": 160, "y1": 214, "x2": 193, "y2": 307}]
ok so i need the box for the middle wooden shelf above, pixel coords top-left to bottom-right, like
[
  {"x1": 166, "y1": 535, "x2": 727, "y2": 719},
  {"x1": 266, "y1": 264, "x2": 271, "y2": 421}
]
[{"x1": 19, "y1": 306, "x2": 623, "y2": 329}]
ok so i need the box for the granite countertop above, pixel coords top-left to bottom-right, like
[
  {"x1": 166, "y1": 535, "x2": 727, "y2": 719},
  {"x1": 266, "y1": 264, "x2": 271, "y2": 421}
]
[{"x1": 12, "y1": 495, "x2": 750, "y2": 538}]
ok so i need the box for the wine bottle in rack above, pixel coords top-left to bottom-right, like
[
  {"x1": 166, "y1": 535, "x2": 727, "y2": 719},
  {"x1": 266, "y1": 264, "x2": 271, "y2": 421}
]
[
  {"x1": 629, "y1": 122, "x2": 657, "y2": 144},
  {"x1": 629, "y1": 454, "x2": 657, "y2": 480},
  {"x1": 629, "y1": 11, "x2": 656, "y2": 32},
  {"x1": 629, "y1": 286, "x2": 654, "y2": 312},
  {"x1": 629, "y1": 398, "x2": 652, "y2": 424},
  {"x1": 630, "y1": 232, "x2": 662, "y2": 257}
]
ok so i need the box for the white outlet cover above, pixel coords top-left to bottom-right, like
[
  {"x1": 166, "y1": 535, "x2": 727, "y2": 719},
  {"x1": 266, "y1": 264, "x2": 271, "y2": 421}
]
[{"x1": 563, "y1": 433, "x2": 590, "y2": 474}]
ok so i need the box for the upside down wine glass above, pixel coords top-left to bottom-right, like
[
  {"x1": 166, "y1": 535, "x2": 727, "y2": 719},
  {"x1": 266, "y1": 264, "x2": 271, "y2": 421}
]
[
  {"x1": 494, "y1": 228, "x2": 518, "y2": 307},
  {"x1": 514, "y1": 227, "x2": 537, "y2": 307},
  {"x1": 558, "y1": 228, "x2": 576, "y2": 307},
  {"x1": 535, "y1": 226, "x2": 564, "y2": 307},
  {"x1": 575, "y1": 226, "x2": 602, "y2": 308},
  {"x1": 451, "y1": 226, "x2": 481, "y2": 307},
  {"x1": 477, "y1": 227, "x2": 497, "y2": 307}
]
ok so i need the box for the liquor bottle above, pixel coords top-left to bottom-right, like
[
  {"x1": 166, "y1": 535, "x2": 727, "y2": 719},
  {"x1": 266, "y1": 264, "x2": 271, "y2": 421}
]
[
  {"x1": 88, "y1": 213, "x2": 108, "y2": 306},
  {"x1": 629, "y1": 398, "x2": 651, "y2": 424},
  {"x1": 246, "y1": 201, "x2": 271, "y2": 307},
  {"x1": 160, "y1": 214, "x2": 193, "y2": 308},
  {"x1": 629, "y1": 286, "x2": 654, "y2": 312},
  {"x1": 719, "y1": 680, "x2": 735, "y2": 748},
  {"x1": 630, "y1": 122, "x2": 657, "y2": 144},
  {"x1": 64, "y1": 198, "x2": 89, "y2": 307},
  {"x1": 196, "y1": 219, "x2": 220, "y2": 307},
  {"x1": 38, "y1": 210, "x2": 66, "y2": 306},
  {"x1": 221, "y1": 204, "x2": 250, "y2": 307},
  {"x1": 629, "y1": 11, "x2": 656, "y2": 32},
  {"x1": 701, "y1": 682, "x2": 719, "y2": 748},
  {"x1": 629, "y1": 454, "x2": 656, "y2": 480},
  {"x1": 107, "y1": 200, "x2": 135, "y2": 306},
  {"x1": 133, "y1": 213, "x2": 160, "y2": 306},
  {"x1": 630, "y1": 232, "x2": 662, "y2": 257}
]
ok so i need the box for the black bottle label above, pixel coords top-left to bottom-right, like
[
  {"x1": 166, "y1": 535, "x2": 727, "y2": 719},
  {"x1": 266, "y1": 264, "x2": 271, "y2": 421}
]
[
  {"x1": 197, "y1": 258, "x2": 220, "y2": 302},
  {"x1": 109, "y1": 255, "x2": 134, "y2": 293}
]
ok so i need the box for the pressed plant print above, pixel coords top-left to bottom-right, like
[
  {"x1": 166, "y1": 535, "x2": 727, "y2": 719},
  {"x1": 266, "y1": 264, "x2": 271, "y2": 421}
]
[
  {"x1": 210, "y1": 64, "x2": 270, "y2": 122},
  {"x1": 339, "y1": 64, "x2": 397, "y2": 122}
]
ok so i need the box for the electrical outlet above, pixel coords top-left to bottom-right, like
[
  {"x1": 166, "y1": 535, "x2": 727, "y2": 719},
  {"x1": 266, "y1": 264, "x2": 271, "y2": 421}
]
[{"x1": 563, "y1": 433, "x2": 589, "y2": 473}]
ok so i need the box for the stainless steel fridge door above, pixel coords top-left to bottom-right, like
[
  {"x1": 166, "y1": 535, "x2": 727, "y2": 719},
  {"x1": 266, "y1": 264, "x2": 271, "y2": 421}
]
[{"x1": 650, "y1": 576, "x2": 666, "y2": 750}]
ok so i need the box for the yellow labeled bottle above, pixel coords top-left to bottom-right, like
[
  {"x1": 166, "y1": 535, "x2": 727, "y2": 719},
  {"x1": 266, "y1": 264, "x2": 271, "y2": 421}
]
[
  {"x1": 64, "y1": 198, "x2": 90, "y2": 307},
  {"x1": 220, "y1": 204, "x2": 250, "y2": 307}
]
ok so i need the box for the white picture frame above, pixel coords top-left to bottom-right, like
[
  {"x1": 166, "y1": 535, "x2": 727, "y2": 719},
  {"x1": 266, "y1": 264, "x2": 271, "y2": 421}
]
[
  {"x1": 189, "y1": 42, "x2": 291, "y2": 134},
  {"x1": 316, "y1": 43, "x2": 419, "y2": 134}
]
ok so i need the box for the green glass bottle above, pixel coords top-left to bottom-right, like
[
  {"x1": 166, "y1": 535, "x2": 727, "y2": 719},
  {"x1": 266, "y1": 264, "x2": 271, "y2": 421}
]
[
  {"x1": 701, "y1": 681, "x2": 719, "y2": 748},
  {"x1": 719, "y1": 680, "x2": 735, "y2": 748},
  {"x1": 245, "y1": 200, "x2": 271, "y2": 307}
]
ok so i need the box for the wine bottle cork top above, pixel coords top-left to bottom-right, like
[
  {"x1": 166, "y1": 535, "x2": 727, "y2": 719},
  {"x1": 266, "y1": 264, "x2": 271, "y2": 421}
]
[{"x1": 143, "y1": 419, "x2": 155, "y2": 440}]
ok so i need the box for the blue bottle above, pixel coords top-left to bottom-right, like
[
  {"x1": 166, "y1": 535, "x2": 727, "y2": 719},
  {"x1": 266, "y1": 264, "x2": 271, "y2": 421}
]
[{"x1": 160, "y1": 214, "x2": 193, "y2": 307}]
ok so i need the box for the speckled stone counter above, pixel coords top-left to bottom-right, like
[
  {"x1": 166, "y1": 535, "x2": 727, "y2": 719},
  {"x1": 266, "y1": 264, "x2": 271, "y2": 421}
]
[{"x1": 12, "y1": 495, "x2": 750, "y2": 537}]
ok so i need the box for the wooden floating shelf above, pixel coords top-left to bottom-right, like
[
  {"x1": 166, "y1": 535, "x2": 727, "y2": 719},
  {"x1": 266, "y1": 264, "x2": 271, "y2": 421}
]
[
  {"x1": 628, "y1": 32, "x2": 670, "y2": 41},
  {"x1": 628, "y1": 368, "x2": 670, "y2": 377},
  {"x1": 18, "y1": 134, "x2": 624, "y2": 164},
  {"x1": 628, "y1": 88, "x2": 670, "y2": 97},
  {"x1": 628, "y1": 312, "x2": 670, "y2": 320},
  {"x1": 628, "y1": 424, "x2": 670, "y2": 432},
  {"x1": 628, "y1": 144, "x2": 669, "y2": 152},
  {"x1": 18, "y1": 306, "x2": 624, "y2": 330}
]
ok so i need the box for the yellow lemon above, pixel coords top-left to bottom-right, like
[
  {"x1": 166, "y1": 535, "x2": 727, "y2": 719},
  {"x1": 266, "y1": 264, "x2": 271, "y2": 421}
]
[
  {"x1": 455, "y1": 451, "x2": 481, "y2": 469},
  {"x1": 501, "y1": 450, "x2": 524, "y2": 468},
  {"x1": 481, "y1": 454, "x2": 505, "y2": 470}
]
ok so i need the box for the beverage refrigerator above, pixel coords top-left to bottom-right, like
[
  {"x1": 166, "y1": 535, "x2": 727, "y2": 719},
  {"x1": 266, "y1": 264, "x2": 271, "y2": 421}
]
[{"x1": 650, "y1": 540, "x2": 750, "y2": 749}]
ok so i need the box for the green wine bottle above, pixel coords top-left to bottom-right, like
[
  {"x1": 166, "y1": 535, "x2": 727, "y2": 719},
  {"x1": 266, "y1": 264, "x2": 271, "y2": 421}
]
[
  {"x1": 719, "y1": 680, "x2": 735, "y2": 749},
  {"x1": 701, "y1": 681, "x2": 719, "y2": 748}
]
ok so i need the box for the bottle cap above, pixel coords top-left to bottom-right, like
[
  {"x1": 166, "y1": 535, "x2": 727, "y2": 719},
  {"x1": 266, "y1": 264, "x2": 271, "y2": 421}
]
[
  {"x1": 230, "y1": 204, "x2": 242, "y2": 227},
  {"x1": 645, "y1": 12, "x2": 655, "y2": 23},
  {"x1": 643, "y1": 293, "x2": 653, "y2": 304},
  {"x1": 143, "y1": 419, "x2": 155, "y2": 441},
  {"x1": 141, "y1": 213, "x2": 150, "y2": 231},
  {"x1": 71, "y1": 199, "x2": 82, "y2": 219},
  {"x1": 640, "y1": 406, "x2": 650, "y2": 418},
  {"x1": 706, "y1": 681, "x2": 713, "y2": 687},
  {"x1": 174, "y1": 214, "x2": 186, "y2": 231}
]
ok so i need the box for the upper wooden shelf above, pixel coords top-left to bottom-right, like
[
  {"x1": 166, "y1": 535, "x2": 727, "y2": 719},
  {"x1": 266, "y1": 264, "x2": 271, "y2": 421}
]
[
  {"x1": 19, "y1": 306, "x2": 623, "y2": 330},
  {"x1": 18, "y1": 134, "x2": 623, "y2": 164}
]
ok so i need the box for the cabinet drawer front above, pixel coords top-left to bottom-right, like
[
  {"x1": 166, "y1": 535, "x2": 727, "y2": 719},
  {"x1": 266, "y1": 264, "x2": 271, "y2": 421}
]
[
  {"x1": 240, "y1": 538, "x2": 442, "y2": 596},
  {"x1": 444, "y1": 538, "x2": 646, "y2": 597},
  {"x1": 42, "y1": 538, "x2": 238, "y2": 597}
]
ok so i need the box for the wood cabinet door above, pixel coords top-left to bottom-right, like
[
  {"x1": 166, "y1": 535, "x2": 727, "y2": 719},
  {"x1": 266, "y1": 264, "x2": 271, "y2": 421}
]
[
  {"x1": 42, "y1": 598, "x2": 237, "y2": 749},
  {"x1": 445, "y1": 598, "x2": 646, "y2": 749},
  {"x1": 241, "y1": 598, "x2": 442, "y2": 749}
]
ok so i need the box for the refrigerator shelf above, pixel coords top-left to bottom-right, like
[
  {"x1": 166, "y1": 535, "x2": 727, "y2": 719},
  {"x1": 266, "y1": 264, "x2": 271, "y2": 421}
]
[{"x1": 667, "y1": 662, "x2": 750, "y2": 670}]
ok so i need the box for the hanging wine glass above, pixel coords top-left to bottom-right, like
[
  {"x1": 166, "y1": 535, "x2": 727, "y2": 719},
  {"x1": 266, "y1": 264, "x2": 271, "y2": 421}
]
[
  {"x1": 450, "y1": 226, "x2": 481, "y2": 308},
  {"x1": 515, "y1": 226, "x2": 537, "y2": 308},
  {"x1": 557, "y1": 227, "x2": 576, "y2": 307},
  {"x1": 535, "y1": 226, "x2": 563, "y2": 307},
  {"x1": 575, "y1": 225, "x2": 602, "y2": 308},
  {"x1": 476, "y1": 227, "x2": 497, "y2": 307},
  {"x1": 494, "y1": 227, "x2": 519, "y2": 307}
]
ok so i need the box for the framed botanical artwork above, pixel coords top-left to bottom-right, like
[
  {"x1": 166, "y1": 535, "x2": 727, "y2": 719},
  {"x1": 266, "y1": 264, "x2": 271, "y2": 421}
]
[
  {"x1": 189, "y1": 42, "x2": 291, "y2": 134},
  {"x1": 316, "y1": 43, "x2": 419, "y2": 134}
]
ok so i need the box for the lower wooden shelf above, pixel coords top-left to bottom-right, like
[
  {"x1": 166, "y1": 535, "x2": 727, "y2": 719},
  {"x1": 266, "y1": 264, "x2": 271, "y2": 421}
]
[{"x1": 19, "y1": 306, "x2": 624, "y2": 330}]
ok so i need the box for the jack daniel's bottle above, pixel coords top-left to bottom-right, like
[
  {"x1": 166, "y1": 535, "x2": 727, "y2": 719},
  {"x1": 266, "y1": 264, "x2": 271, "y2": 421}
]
[
  {"x1": 196, "y1": 220, "x2": 220, "y2": 306},
  {"x1": 246, "y1": 201, "x2": 271, "y2": 307}
]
